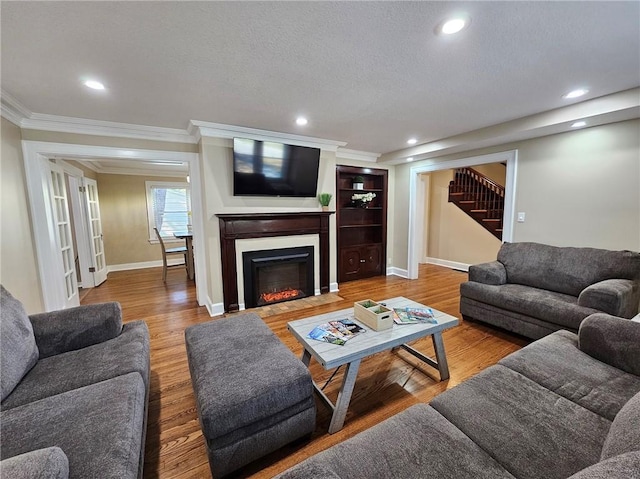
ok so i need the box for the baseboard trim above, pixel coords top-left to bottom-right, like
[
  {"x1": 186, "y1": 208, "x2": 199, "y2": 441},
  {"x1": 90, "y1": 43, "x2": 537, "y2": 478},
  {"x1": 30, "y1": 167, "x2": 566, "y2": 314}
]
[
  {"x1": 330, "y1": 282, "x2": 339, "y2": 293},
  {"x1": 387, "y1": 267, "x2": 409, "y2": 278},
  {"x1": 425, "y1": 257, "x2": 471, "y2": 272},
  {"x1": 107, "y1": 258, "x2": 183, "y2": 272},
  {"x1": 206, "y1": 297, "x2": 225, "y2": 317}
]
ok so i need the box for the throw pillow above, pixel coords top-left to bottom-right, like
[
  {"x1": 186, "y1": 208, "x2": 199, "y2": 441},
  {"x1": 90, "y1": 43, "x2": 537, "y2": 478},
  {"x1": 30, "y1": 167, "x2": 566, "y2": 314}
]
[{"x1": 0, "y1": 285, "x2": 39, "y2": 401}]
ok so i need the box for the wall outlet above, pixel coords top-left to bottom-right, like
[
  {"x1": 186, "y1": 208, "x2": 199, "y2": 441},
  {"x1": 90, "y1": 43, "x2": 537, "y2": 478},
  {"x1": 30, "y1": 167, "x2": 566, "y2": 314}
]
[{"x1": 517, "y1": 212, "x2": 526, "y2": 223}]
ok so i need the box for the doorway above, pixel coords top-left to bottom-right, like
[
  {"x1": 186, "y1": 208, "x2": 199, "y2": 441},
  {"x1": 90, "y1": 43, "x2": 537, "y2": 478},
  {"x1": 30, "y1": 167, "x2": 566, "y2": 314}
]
[
  {"x1": 407, "y1": 150, "x2": 517, "y2": 279},
  {"x1": 22, "y1": 141, "x2": 205, "y2": 312}
]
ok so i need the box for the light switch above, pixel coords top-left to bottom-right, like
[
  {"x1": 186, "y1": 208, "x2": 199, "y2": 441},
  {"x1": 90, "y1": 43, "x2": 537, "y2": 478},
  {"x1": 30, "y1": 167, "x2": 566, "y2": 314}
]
[{"x1": 517, "y1": 212, "x2": 526, "y2": 223}]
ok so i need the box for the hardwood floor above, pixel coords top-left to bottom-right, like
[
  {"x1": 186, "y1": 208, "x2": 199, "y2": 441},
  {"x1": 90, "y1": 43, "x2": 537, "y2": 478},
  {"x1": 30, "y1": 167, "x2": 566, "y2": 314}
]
[{"x1": 81, "y1": 264, "x2": 529, "y2": 479}]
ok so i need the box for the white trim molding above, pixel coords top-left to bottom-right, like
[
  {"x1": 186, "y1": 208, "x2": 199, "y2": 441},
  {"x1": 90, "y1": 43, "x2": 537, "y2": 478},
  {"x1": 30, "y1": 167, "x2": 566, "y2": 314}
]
[
  {"x1": 189, "y1": 120, "x2": 347, "y2": 151},
  {"x1": 425, "y1": 258, "x2": 470, "y2": 272},
  {"x1": 107, "y1": 258, "x2": 183, "y2": 272},
  {"x1": 336, "y1": 148, "x2": 380, "y2": 162},
  {"x1": 207, "y1": 297, "x2": 225, "y2": 317},
  {"x1": 21, "y1": 140, "x2": 208, "y2": 312},
  {"x1": 387, "y1": 267, "x2": 409, "y2": 278},
  {"x1": 330, "y1": 282, "x2": 340, "y2": 293},
  {"x1": 407, "y1": 150, "x2": 517, "y2": 280},
  {"x1": 22, "y1": 113, "x2": 195, "y2": 144},
  {"x1": 1, "y1": 90, "x2": 31, "y2": 126}
]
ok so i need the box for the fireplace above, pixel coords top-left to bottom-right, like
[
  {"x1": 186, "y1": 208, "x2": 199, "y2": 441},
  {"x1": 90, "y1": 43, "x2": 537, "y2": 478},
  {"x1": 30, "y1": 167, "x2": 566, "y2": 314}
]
[{"x1": 243, "y1": 246, "x2": 314, "y2": 308}]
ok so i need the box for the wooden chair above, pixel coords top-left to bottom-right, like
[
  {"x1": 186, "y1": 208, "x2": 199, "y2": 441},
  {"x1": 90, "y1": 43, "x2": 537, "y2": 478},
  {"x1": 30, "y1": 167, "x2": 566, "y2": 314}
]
[{"x1": 154, "y1": 228, "x2": 187, "y2": 282}]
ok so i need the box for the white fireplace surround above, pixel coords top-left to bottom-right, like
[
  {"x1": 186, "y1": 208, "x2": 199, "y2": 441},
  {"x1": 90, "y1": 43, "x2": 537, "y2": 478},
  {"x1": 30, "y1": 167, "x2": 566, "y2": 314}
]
[{"x1": 235, "y1": 235, "x2": 320, "y2": 310}]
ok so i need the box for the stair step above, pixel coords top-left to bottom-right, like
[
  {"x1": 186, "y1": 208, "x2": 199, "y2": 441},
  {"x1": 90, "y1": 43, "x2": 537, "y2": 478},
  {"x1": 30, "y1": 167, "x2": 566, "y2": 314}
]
[
  {"x1": 482, "y1": 218, "x2": 501, "y2": 222},
  {"x1": 496, "y1": 229, "x2": 503, "y2": 232},
  {"x1": 459, "y1": 200, "x2": 475, "y2": 204},
  {"x1": 450, "y1": 192, "x2": 464, "y2": 196},
  {"x1": 470, "y1": 209, "x2": 488, "y2": 213}
]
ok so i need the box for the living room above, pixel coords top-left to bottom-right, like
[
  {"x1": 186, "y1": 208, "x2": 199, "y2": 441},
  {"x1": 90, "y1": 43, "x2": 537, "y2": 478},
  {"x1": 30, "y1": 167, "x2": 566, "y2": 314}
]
[{"x1": 1, "y1": 2, "x2": 640, "y2": 478}]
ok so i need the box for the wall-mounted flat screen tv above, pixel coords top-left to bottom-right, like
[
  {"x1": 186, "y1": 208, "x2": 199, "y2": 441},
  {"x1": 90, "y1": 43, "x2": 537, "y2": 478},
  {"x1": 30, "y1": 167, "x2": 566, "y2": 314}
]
[{"x1": 233, "y1": 138, "x2": 321, "y2": 197}]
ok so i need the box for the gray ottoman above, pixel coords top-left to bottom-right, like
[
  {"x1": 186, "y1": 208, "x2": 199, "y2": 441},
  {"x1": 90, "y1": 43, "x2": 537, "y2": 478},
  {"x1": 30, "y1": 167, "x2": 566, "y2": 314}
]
[{"x1": 185, "y1": 313, "x2": 316, "y2": 478}]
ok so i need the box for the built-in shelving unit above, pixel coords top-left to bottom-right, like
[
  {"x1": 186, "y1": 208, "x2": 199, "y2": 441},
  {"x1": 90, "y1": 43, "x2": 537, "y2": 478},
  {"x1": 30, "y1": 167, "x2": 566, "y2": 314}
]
[{"x1": 336, "y1": 165, "x2": 388, "y2": 283}]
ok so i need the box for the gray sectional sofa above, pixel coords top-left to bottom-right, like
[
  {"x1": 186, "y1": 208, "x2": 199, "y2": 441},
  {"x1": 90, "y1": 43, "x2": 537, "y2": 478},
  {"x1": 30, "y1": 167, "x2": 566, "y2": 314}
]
[
  {"x1": 460, "y1": 242, "x2": 640, "y2": 339},
  {"x1": 276, "y1": 312, "x2": 640, "y2": 478},
  {"x1": 0, "y1": 285, "x2": 150, "y2": 479}
]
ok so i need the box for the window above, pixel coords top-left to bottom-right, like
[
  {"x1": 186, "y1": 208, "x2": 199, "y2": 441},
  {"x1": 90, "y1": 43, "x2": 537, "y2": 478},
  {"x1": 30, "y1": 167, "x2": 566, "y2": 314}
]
[{"x1": 145, "y1": 181, "x2": 191, "y2": 241}]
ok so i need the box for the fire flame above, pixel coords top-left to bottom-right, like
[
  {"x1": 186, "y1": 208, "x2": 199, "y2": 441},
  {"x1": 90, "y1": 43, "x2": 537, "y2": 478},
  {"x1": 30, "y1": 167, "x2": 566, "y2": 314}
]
[{"x1": 259, "y1": 288, "x2": 303, "y2": 304}]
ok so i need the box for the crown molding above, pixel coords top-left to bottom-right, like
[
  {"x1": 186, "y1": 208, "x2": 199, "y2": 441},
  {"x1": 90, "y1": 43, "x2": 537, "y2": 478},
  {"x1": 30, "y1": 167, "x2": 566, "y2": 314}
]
[
  {"x1": 189, "y1": 120, "x2": 347, "y2": 152},
  {"x1": 336, "y1": 148, "x2": 380, "y2": 162},
  {"x1": 76, "y1": 158, "x2": 188, "y2": 177},
  {"x1": 1, "y1": 90, "x2": 32, "y2": 126},
  {"x1": 378, "y1": 88, "x2": 640, "y2": 164},
  {"x1": 21, "y1": 113, "x2": 196, "y2": 144}
]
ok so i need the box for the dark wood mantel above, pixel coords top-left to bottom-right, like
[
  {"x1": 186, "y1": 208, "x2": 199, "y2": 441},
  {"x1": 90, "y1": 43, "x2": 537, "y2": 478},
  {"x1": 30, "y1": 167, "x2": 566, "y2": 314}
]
[{"x1": 217, "y1": 212, "x2": 334, "y2": 312}]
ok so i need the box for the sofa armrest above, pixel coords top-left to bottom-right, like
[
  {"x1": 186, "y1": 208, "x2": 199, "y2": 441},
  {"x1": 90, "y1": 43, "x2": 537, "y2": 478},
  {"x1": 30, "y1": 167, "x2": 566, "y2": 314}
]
[
  {"x1": 0, "y1": 447, "x2": 69, "y2": 479},
  {"x1": 468, "y1": 261, "x2": 507, "y2": 285},
  {"x1": 578, "y1": 279, "x2": 640, "y2": 318},
  {"x1": 29, "y1": 302, "x2": 123, "y2": 359},
  {"x1": 578, "y1": 313, "x2": 640, "y2": 376}
]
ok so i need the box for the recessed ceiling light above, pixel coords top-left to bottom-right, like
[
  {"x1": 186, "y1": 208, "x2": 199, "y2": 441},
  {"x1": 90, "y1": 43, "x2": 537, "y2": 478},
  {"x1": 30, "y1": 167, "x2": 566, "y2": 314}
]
[
  {"x1": 407, "y1": 138, "x2": 417, "y2": 145},
  {"x1": 563, "y1": 89, "x2": 588, "y2": 99},
  {"x1": 571, "y1": 121, "x2": 587, "y2": 128},
  {"x1": 437, "y1": 15, "x2": 470, "y2": 35},
  {"x1": 296, "y1": 117, "x2": 308, "y2": 126},
  {"x1": 407, "y1": 157, "x2": 414, "y2": 162},
  {"x1": 83, "y1": 79, "x2": 105, "y2": 90}
]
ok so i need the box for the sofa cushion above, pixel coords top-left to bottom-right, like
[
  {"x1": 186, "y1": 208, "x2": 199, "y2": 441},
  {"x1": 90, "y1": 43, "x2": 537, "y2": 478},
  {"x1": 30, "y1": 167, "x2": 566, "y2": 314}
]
[
  {"x1": 600, "y1": 391, "x2": 640, "y2": 460},
  {"x1": 431, "y1": 365, "x2": 611, "y2": 479},
  {"x1": 566, "y1": 451, "x2": 640, "y2": 479},
  {"x1": 499, "y1": 330, "x2": 640, "y2": 421},
  {"x1": 0, "y1": 285, "x2": 39, "y2": 402},
  {"x1": 0, "y1": 447, "x2": 69, "y2": 479},
  {"x1": 460, "y1": 281, "x2": 600, "y2": 330},
  {"x1": 0, "y1": 373, "x2": 146, "y2": 479},
  {"x1": 274, "y1": 404, "x2": 515, "y2": 479},
  {"x1": 497, "y1": 242, "x2": 640, "y2": 297},
  {"x1": 1, "y1": 321, "x2": 150, "y2": 410}
]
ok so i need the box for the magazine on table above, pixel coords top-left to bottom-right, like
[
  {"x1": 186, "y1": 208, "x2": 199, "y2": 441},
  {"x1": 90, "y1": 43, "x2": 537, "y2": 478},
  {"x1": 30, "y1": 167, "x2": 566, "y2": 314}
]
[
  {"x1": 392, "y1": 307, "x2": 437, "y2": 325},
  {"x1": 307, "y1": 318, "x2": 366, "y2": 346}
]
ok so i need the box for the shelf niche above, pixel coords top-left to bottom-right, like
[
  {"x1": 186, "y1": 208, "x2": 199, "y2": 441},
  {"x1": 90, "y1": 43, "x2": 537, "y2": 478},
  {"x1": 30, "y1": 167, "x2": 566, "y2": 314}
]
[{"x1": 336, "y1": 165, "x2": 388, "y2": 283}]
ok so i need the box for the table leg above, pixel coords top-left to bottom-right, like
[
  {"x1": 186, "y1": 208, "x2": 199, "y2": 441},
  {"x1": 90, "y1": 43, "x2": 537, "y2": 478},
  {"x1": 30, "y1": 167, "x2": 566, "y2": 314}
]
[
  {"x1": 185, "y1": 238, "x2": 195, "y2": 281},
  {"x1": 301, "y1": 349, "x2": 312, "y2": 367},
  {"x1": 431, "y1": 332, "x2": 450, "y2": 380},
  {"x1": 328, "y1": 358, "x2": 361, "y2": 434}
]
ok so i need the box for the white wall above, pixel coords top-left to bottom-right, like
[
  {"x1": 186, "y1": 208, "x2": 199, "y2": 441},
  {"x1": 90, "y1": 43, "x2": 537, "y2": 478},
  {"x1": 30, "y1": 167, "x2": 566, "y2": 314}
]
[
  {"x1": 513, "y1": 120, "x2": 640, "y2": 249},
  {"x1": 199, "y1": 137, "x2": 338, "y2": 308},
  {"x1": 392, "y1": 119, "x2": 640, "y2": 269},
  {"x1": 0, "y1": 118, "x2": 43, "y2": 312}
]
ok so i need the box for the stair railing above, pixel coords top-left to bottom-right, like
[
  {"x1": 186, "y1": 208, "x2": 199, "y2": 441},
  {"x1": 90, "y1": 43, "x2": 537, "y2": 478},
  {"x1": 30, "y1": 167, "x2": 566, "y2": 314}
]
[{"x1": 448, "y1": 167, "x2": 505, "y2": 239}]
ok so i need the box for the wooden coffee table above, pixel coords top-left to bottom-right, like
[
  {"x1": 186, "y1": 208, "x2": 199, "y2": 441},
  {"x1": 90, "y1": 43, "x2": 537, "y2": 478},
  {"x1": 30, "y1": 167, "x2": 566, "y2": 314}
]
[{"x1": 287, "y1": 296, "x2": 458, "y2": 433}]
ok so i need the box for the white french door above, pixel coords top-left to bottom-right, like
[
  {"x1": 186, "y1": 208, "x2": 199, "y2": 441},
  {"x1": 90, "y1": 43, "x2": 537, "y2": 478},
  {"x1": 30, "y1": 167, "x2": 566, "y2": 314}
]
[
  {"x1": 48, "y1": 163, "x2": 80, "y2": 308},
  {"x1": 83, "y1": 178, "x2": 108, "y2": 286}
]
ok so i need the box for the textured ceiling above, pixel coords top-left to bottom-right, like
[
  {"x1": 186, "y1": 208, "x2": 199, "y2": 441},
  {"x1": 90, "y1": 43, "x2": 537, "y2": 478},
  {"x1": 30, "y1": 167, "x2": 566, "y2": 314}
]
[{"x1": 2, "y1": 1, "x2": 639, "y2": 154}]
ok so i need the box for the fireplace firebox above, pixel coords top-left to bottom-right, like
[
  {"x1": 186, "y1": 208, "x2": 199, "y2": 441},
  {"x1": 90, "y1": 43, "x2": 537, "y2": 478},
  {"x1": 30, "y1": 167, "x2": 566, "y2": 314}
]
[{"x1": 242, "y1": 246, "x2": 314, "y2": 308}]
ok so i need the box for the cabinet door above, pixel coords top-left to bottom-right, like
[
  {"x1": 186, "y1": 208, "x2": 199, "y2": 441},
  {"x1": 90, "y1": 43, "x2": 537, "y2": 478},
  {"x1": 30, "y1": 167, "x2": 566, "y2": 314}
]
[
  {"x1": 361, "y1": 245, "x2": 382, "y2": 275},
  {"x1": 340, "y1": 248, "x2": 362, "y2": 282}
]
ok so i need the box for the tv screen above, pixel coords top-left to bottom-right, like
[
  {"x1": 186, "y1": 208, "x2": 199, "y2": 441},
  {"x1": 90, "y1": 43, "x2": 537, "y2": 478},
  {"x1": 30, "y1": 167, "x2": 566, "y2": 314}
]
[{"x1": 233, "y1": 138, "x2": 320, "y2": 197}]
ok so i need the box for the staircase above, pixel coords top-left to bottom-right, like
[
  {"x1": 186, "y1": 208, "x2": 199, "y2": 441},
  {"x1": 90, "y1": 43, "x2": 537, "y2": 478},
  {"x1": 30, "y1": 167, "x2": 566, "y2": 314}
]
[{"x1": 448, "y1": 167, "x2": 504, "y2": 240}]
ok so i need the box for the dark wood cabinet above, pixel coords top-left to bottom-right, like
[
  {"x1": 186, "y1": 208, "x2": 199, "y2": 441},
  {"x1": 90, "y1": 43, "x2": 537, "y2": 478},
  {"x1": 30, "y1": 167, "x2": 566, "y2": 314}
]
[{"x1": 336, "y1": 165, "x2": 388, "y2": 283}]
